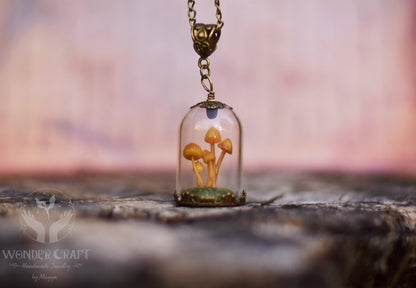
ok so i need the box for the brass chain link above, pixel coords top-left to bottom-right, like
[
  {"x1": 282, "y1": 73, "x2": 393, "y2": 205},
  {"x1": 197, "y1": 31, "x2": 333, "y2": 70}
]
[
  {"x1": 187, "y1": 0, "x2": 224, "y2": 101},
  {"x1": 187, "y1": 0, "x2": 224, "y2": 30},
  {"x1": 198, "y1": 57, "x2": 214, "y2": 100},
  {"x1": 187, "y1": 0, "x2": 196, "y2": 27},
  {"x1": 214, "y1": 0, "x2": 224, "y2": 30}
]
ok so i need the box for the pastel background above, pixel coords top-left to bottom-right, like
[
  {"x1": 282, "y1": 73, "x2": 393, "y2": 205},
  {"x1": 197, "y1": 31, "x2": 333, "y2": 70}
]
[{"x1": 0, "y1": 0, "x2": 415, "y2": 174}]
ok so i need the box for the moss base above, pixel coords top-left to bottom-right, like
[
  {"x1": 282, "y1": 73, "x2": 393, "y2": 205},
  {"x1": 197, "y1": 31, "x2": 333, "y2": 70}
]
[{"x1": 174, "y1": 187, "x2": 246, "y2": 207}]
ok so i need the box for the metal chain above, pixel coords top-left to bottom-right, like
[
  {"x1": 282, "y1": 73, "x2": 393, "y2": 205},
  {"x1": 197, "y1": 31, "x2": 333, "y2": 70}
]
[
  {"x1": 214, "y1": 0, "x2": 224, "y2": 30},
  {"x1": 187, "y1": 0, "x2": 224, "y2": 101},
  {"x1": 187, "y1": 0, "x2": 224, "y2": 29},
  {"x1": 198, "y1": 57, "x2": 215, "y2": 100},
  {"x1": 187, "y1": 0, "x2": 196, "y2": 27}
]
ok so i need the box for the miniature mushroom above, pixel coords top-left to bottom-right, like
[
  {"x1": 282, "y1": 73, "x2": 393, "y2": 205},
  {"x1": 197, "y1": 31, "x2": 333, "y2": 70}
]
[
  {"x1": 205, "y1": 127, "x2": 222, "y2": 152},
  {"x1": 202, "y1": 149, "x2": 216, "y2": 187},
  {"x1": 183, "y1": 143, "x2": 204, "y2": 186},
  {"x1": 194, "y1": 161, "x2": 205, "y2": 187},
  {"x1": 204, "y1": 127, "x2": 221, "y2": 185},
  {"x1": 215, "y1": 138, "x2": 232, "y2": 177}
]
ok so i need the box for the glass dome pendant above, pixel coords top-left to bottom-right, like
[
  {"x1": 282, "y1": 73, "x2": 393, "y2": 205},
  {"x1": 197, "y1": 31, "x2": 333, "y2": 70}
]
[{"x1": 174, "y1": 0, "x2": 246, "y2": 207}]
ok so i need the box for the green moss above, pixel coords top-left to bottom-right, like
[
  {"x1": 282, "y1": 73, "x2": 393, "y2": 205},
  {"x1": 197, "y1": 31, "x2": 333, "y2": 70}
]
[{"x1": 184, "y1": 187, "x2": 236, "y2": 203}]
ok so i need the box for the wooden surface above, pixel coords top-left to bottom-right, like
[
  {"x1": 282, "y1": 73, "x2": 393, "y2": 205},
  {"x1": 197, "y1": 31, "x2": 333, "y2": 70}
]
[
  {"x1": 1, "y1": 1, "x2": 416, "y2": 174},
  {"x1": 0, "y1": 172, "x2": 415, "y2": 287}
]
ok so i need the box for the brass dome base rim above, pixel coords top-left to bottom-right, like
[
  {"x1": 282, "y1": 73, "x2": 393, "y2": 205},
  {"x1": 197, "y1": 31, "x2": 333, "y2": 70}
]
[{"x1": 174, "y1": 190, "x2": 246, "y2": 207}]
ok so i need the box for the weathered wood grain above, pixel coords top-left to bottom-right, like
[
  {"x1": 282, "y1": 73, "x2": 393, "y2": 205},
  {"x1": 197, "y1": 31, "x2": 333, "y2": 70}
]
[{"x1": 0, "y1": 172, "x2": 415, "y2": 287}]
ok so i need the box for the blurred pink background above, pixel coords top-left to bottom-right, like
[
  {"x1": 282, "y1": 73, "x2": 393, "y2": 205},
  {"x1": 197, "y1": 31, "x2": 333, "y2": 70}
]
[{"x1": 0, "y1": 0, "x2": 416, "y2": 175}]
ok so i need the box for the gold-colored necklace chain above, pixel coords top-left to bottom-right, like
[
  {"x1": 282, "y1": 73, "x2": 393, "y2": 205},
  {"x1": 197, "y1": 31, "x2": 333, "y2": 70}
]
[
  {"x1": 188, "y1": 0, "x2": 224, "y2": 30},
  {"x1": 187, "y1": 0, "x2": 224, "y2": 101}
]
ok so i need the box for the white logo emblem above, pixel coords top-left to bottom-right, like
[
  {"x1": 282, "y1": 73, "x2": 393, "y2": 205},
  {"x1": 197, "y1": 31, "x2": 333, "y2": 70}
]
[{"x1": 19, "y1": 189, "x2": 75, "y2": 243}]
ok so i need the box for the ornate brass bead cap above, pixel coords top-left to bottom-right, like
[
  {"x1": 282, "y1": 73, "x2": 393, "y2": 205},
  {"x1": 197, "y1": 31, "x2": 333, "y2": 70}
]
[
  {"x1": 191, "y1": 23, "x2": 221, "y2": 58},
  {"x1": 191, "y1": 100, "x2": 232, "y2": 110}
]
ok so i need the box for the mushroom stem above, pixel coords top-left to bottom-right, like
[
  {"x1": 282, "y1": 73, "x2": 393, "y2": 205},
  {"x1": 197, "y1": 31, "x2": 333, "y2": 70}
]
[
  {"x1": 207, "y1": 144, "x2": 216, "y2": 187},
  {"x1": 191, "y1": 158, "x2": 204, "y2": 187},
  {"x1": 206, "y1": 161, "x2": 215, "y2": 187},
  {"x1": 215, "y1": 150, "x2": 226, "y2": 178}
]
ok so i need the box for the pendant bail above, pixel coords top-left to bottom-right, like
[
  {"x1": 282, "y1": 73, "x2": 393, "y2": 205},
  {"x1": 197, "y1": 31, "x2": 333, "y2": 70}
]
[{"x1": 191, "y1": 23, "x2": 221, "y2": 58}]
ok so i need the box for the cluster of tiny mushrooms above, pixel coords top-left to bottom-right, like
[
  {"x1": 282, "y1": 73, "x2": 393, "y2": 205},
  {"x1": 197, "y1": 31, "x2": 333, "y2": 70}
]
[{"x1": 183, "y1": 127, "x2": 232, "y2": 188}]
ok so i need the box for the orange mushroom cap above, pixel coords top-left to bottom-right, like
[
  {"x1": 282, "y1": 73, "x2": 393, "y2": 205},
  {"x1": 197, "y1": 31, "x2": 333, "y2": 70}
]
[
  {"x1": 204, "y1": 127, "x2": 221, "y2": 144},
  {"x1": 218, "y1": 138, "x2": 232, "y2": 154},
  {"x1": 183, "y1": 143, "x2": 203, "y2": 160},
  {"x1": 195, "y1": 161, "x2": 204, "y2": 173},
  {"x1": 202, "y1": 149, "x2": 215, "y2": 163}
]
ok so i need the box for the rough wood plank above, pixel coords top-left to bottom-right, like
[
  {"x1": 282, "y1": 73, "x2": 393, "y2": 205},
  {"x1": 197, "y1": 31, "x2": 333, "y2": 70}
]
[{"x1": 0, "y1": 172, "x2": 415, "y2": 287}]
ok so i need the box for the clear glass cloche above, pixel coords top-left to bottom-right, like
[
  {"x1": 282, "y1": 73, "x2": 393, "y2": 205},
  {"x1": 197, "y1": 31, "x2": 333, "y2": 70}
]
[{"x1": 175, "y1": 101, "x2": 246, "y2": 206}]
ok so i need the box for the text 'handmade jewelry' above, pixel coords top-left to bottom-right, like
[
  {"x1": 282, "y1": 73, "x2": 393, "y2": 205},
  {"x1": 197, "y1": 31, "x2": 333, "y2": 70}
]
[{"x1": 174, "y1": 0, "x2": 246, "y2": 207}]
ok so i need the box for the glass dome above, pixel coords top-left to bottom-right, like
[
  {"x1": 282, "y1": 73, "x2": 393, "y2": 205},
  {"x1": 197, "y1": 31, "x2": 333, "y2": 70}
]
[{"x1": 175, "y1": 101, "x2": 245, "y2": 206}]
